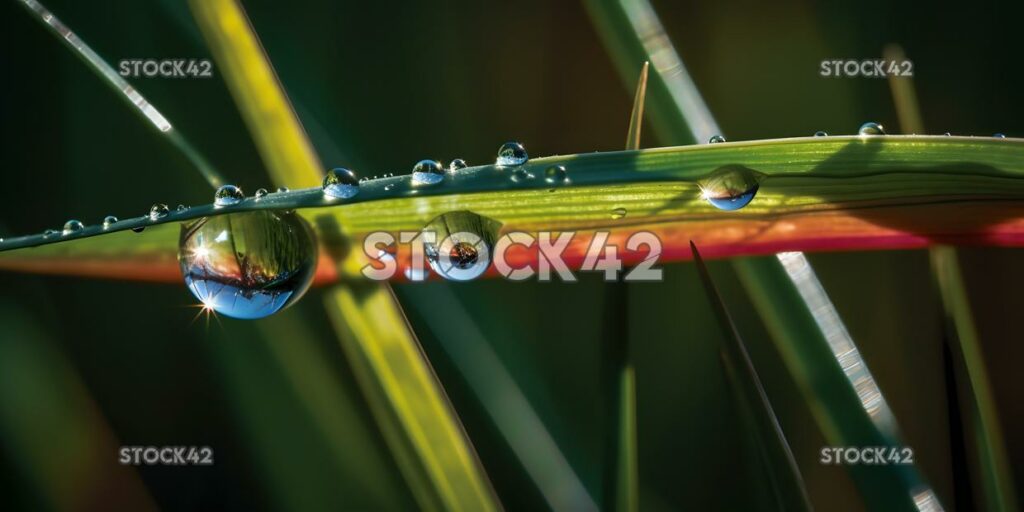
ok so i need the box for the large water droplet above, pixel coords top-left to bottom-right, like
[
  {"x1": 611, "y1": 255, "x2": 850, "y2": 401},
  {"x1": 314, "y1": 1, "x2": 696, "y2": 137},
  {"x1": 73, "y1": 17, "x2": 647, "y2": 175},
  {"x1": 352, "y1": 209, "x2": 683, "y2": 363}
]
[
  {"x1": 699, "y1": 165, "x2": 764, "y2": 211},
  {"x1": 449, "y1": 159, "x2": 467, "y2": 172},
  {"x1": 150, "y1": 204, "x2": 169, "y2": 220},
  {"x1": 545, "y1": 165, "x2": 568, "y2": 184},
  {"x1": 178, "y1": 211, "x2": 318, "y2": 319},
  {"x1": 214, "y1": 184, "x2": 244, "y2": 206},
  {"x1": 858, "y1": 122, "x2": 886, "y2": 136},
  {"x1": 708, "y1": 135, "x2": 726, "y2": 144},
  {"x1": 103, "y1": 215, "x2": 118, "y2": 229},
  {"x1": 496, "y1": 142, "x2": 528, "y2": 166},
  {"x1": 412, "y1": 159, "x2": 445, "y2": 185},
  {"x1": 323, "y1": 168, "x2": 359, "y2": 199},
  {"x1": 62, "y1": 220, "x2": 84, "y2": 235},
  {"x1": 422, "y1": 211, "x2": 500, "y2": 281}
]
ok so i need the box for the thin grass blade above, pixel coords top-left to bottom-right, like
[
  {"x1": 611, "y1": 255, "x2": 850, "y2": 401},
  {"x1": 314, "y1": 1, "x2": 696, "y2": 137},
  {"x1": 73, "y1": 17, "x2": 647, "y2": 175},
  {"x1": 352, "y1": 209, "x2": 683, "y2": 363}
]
[{"x1": 625, "y1": 61, "x2": 649, "y2": 150}]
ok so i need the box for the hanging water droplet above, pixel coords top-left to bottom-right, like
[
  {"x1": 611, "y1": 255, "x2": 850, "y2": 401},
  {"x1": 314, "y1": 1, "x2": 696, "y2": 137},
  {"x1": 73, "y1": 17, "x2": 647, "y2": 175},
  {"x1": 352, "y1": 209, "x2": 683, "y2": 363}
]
[
  {"x1": 322, "y1": 167, "x2": 360, "y2": 199},
  {"x1": 179, "y1": 211, "x2": 318, "y2": 320},
  {"x1": 611, "y1": 208, "x2": 627, "y2": 219},
  {"x1": 994, "y1": 133, "x2": 1007, "y2": 138},
  {"x1": 102, "y1": 215, "x2": 118, "y2": 229},
  {"x1": 421, "y1": 211, "x2": 500, "y2": 281},
  {"x1": 150, "y1": 204, "x2": 169, "y2": 220},
  {"x1": 545, "y1": 165, "x2": 568, "y2": 184},
  {"x1": 276, "y1": 187, "x2": 289, "y2": 193},
  {"x1": 699, "y1": 165, "x2": 764, "y2": 211},
  {"x1": 254, "y1": 188, "x2": 269, "y2": 199},
  {"x1": 43, "y1": 229, "x2": 58, "y2": 238},
  {"x1": 814, "y1": 131, "x2": 828, "y2": 137},
  {"x1": 412, "y1": 159, "x2": 445, "y2": 185},
  {"x1": 62, "y1": 220, "x2": 84, "y2": 235},
  {"x1": 858, "y1": 122, "x2": 885, "y2": 136},
  {"x1": 132, "y1": 226, "x2": 146, "y2": 233},
  {"x1": 708, "y1": 135, "x2": 726, "y2": 144},
  {"x1": 214, "y1": 184, "x2": 244, "y2": 206},
  {"x1": 449, "y1": 159, "x2": 467, "y2": 172},
  {"x1": 496, "y1": 142, "x2": 528, "y2": 166}
]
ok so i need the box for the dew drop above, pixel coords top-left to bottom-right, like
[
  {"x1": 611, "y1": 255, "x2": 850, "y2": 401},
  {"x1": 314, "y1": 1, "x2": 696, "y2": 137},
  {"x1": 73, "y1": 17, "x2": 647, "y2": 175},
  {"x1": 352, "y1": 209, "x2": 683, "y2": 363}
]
[
  {"x1": 177, "y1": 204, "x2": 188, "y2": 212},
  {"x1": 496, "y1": 142, "x2": 528, "y2": 166},
  {"x1": 994, "y1": 133, "x2": 1007, "y2": 138},
  {"x1": 611, "y1": 208, "x2": 627, "y2": 219},
  {"x1": 132, "y1": 226, "x2": 146, "y2": 233},
  {"x1": 384, "y1": 183, "x2": 396, "y2": 191},
  {"x1": 150, "y1": 203, "x2": 169, "y2": 220},
  {"x1": 449, "y1": 159, "x2": 467, "y2": 172},
  {"x1": 102, "y1": 215, "x2": 118, "y2": 229},
  {"x1": 43, "y1": 229, "x2": 58, "y2": 238},
  {"x1": 276, "y1": 187, "x2": 289, "y2": 193},
  {"x1": 254, "y1": 188, "x2": 269, "y2": 199},
  {"x1": 545, "y1": 165, "x2": 568, "y2": 184},
  {"x1": 708, "y1": 135, "x2": 726, "y2": 144},
  {"x1": 699, "y1": 165, "x2": 764, "y2": 211},
  {"x1": 178, "y1": 211, "x2": 318, "y2": 320},
  {"x1": 510, "y1": 168, "x2": 534, "y2": 183},
  {"x1": 814, "y1": 131, "x2": 828, "y2": 137},
  {"x1": 62, "y1": 220, "x2": 84, "y2": 235},
  {"x1": 943, "y1": 132, "x2": 951, "y2": 136},
  {"x1": 322, "y1": 167, "x2": 359, "y2": 199},
  {"x1": 412, "y1": 159, "x2": 445, "y2": 185},
  {"x1": 858, "y1": 122, "x2": 885, "y2": 136},
  {"x1": 214, "y1": 184, "x2": 244, "y2": 206}
]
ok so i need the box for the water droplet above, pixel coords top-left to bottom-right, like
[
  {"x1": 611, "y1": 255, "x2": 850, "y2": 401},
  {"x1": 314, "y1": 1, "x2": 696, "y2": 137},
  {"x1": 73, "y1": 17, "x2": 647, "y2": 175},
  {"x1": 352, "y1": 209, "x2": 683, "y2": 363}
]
[
  {"x1": 422, "y1": 211, "x2": 500, "y2": 281},
  {"x1": 276, "y1": 187, "x2": 289, "y2": 193},
  {"x1": 858, "y1": 122, "x2": 885, "y2": 136},
  {"x1": 814, "y1": 131, "x2": 828, "y2": 137},
  {"x1": 510, "y1": 168, "x2": 534, "y2": 183},
  {"x1": 943, "y1": 132, "x2": 951, "y2": 136},
  {"x1": 994, "y1": 133, "x2": 1006, "y2": 138},
  {"x1": 323, "y1": 167, "x2": 360, "y2": 199},
  {"x1": 708, "y1": 135, "x2": 726, "y2": 144},
  {"x1": 254, "y1": 188, "x2": 269, "y2": 199},
  {"x1": 699, "y1": 165, "x2": 764, "y2": 211},
  {"x1": 150, "y1": 204, "x2": 169, "y2": 220},
  {"x1": 496, "y1": 142, "x2": 528, "y2": 166},
  {"x1": 545, "y1": 165, "x2": 568, "y2": 184},
  {"x1": 179, "y1": 211, "x2": 318, "y2": 320},
  {"x1": 214, "y1": 184, "x2": 244, "y2": 206},
  {"x1": 384, "y1": 184, "x2": 396, "y2": 191},
  {"x1": 177, "y1": 204, "x2": 188, "y2": 212},
  {"x1": 449, "y1": 159, "x2": 467, "y2": 172},
  {"x1": 412, "y1": 159, "x2": 445, "y2": 185},
  {"x1": 62, "y1": 220, "x2": 84, "y2": 235},
  {"x1": 43, "y1": 229, "x2": 58, "y2": 238},
  {"x1": 102, "y1": 215, "x2": 118, "y2": 228},
  {"x1": 611, "y1": 208, "x2": 627, "y2": 219},
  {"x1": 132, "y1": 226, "x2": 146, "y2": 233}
]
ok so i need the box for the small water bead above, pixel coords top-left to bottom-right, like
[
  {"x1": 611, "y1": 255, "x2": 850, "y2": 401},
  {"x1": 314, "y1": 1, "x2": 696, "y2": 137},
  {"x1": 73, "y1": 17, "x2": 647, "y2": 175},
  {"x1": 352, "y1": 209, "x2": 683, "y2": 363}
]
[
  {"x1": 177, "y1": 204, "x2": 188, "y2": 212},
  {"x1": 412, "y1": 159, "x2": 445, "y2": 185},
  {"x1": 699, "y1": 165, "x2": 764, "y2": 211},
  {"x1": 858, "y1": 122, "x2": 886, "y2": 136},
  {"x1": 510, "y1": 168, "x2": 534, "y2": 183},
  {"x1": 496, "y1": 142, "x2": 528, "y2": 166},
  {"x1": 150, "y1": 203, "x2": 169, "y2": 220},
  {"x1": 132, "y1": 226, "x2": 146, "y2": 233},
  {"x1": 943, "y1": 132, "x2": 951, "y2": 136},
  {"x1": 449, "y1": 159, "x2": 467, "y2": 172},
  {"x1": 178, "y1": 211, "x2": 318, "y2": 319},
  {"x1": 276, "y1": 187, "x2": 289, "y2": 193},
  {"x1": 545, "y1": 165, "x2": 568, "y2": 184},
  {"x1": 814, "y1": 131, "x2": 828, "y2": 137},
  {"x1": 322, "y1": 167, "x2": 360, "y2": 199},
  {"x1": 43, "y1": 229, "x2": 59, "y2": 238},
  {"x1": 994, "y1": 133, "x2": 1007, "y2": 138},
  {"x1": 62, "y1": 220, "x2": 84, "y2": 235},
  {"x1": 214, "y1": 185, "x2": 244, "y2": 206},
  {"x1": 103, "y1": 215, "x2": 118, "y2": 229},
  {"x1": 254, "y1": 188, "x2": 269, "y2": 199},
  {"x1": 708, "y1": 135, "x2": 726, "y2": 144},
  {"x1": 610, "y1": 208, "x2": 628, "y2": 220}
]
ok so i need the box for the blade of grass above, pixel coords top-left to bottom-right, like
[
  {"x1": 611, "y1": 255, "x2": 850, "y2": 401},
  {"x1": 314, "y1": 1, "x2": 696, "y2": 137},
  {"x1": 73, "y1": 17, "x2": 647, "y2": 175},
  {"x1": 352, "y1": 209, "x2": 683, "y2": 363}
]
[
  {"x1": 625, "y1": 61, "x2": 649, "y2": 151},
  {"x1": 188, "y1": 0, "x2": 323, "y2": 189},
  {"x1": 19, "y1": 0, "x2": 224, "y2": 188},
  {"x1": 885, "y1": 47, "x2": 1017, "y2": 511},
  {"x1": 325, "y1": 283, "x2": 500, "y2": 512},
  {"x1": 690, "y1": 242, "x2": 811, "y2": 511}
]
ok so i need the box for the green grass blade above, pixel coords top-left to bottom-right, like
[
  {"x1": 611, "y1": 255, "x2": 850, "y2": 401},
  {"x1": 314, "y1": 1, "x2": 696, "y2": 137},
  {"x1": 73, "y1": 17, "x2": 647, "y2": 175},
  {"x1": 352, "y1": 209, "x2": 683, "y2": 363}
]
[
  {"x1": 625, "y1": 61, "x2": 649, "y2": 151},
  {"x1": 325, "y1": 283, "x2": 500, "y2": 512},
  {"x1": 188, "y1": 0, "x2": 323, "y2": 189},
  {"x1": 690, "y1": 242, "x2": 811, "y2": 511},
  {"x1": 19, "y1": 0, "x2": 224, "y2": 188}
]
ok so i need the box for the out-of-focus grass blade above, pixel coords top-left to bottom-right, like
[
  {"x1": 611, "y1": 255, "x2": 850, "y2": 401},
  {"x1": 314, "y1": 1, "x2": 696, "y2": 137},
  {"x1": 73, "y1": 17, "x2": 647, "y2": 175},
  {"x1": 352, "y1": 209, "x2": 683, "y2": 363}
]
[
  {"x1": 188, "y1": 0, "x2": 323, "y2": 189},
  {"x1": 885, "y1": 48, "x2": 1017, "y2": 511},
  {"x1": 19, "y1": 0, "x2": 224, "y2": 188},
  {"x1": 398, "y1": 284, "x2": 598, "y2": 511},
  {"x1": 0, "y1": 299, "x2": 156, "y2": 511},
  {"x1": 325, "y1": 283, "x2": 500, "y2": 512},
  {"x1": 625, "y1": 61, "x2": 649, "y2": 150},
  {"x1": 690, "y1": 242, "x2": 811, "y2": 511},
  {"x1": 734, "y1": 255, "x2": 941, "y2": 511}
]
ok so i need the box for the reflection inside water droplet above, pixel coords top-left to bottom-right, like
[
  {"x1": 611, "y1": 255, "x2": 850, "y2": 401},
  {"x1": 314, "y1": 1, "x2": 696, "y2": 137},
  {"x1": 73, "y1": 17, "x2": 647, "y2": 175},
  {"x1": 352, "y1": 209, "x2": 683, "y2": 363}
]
[
  {"x1": 214, "y1": 185, "x2": 244, "y2": 206},
  {"x1": 323, "y1": 168, "x2": 360, "y2": 199},
  {"x1": 699, "y1": 165, "x2": 764, "y2": 211},
  {"x1": 178, "y1": 211, "x2": 318, "y2": 320},
  {"x1": 421, "y1": 211, "x2": 500, "y2": 281}
]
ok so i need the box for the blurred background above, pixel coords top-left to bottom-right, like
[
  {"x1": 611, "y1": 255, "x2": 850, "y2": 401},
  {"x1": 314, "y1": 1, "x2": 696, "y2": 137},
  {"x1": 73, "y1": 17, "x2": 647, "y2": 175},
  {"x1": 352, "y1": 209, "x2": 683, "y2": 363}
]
[{"x1": 0, "y1": 0, "x2": 1022, "y2": 510}]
